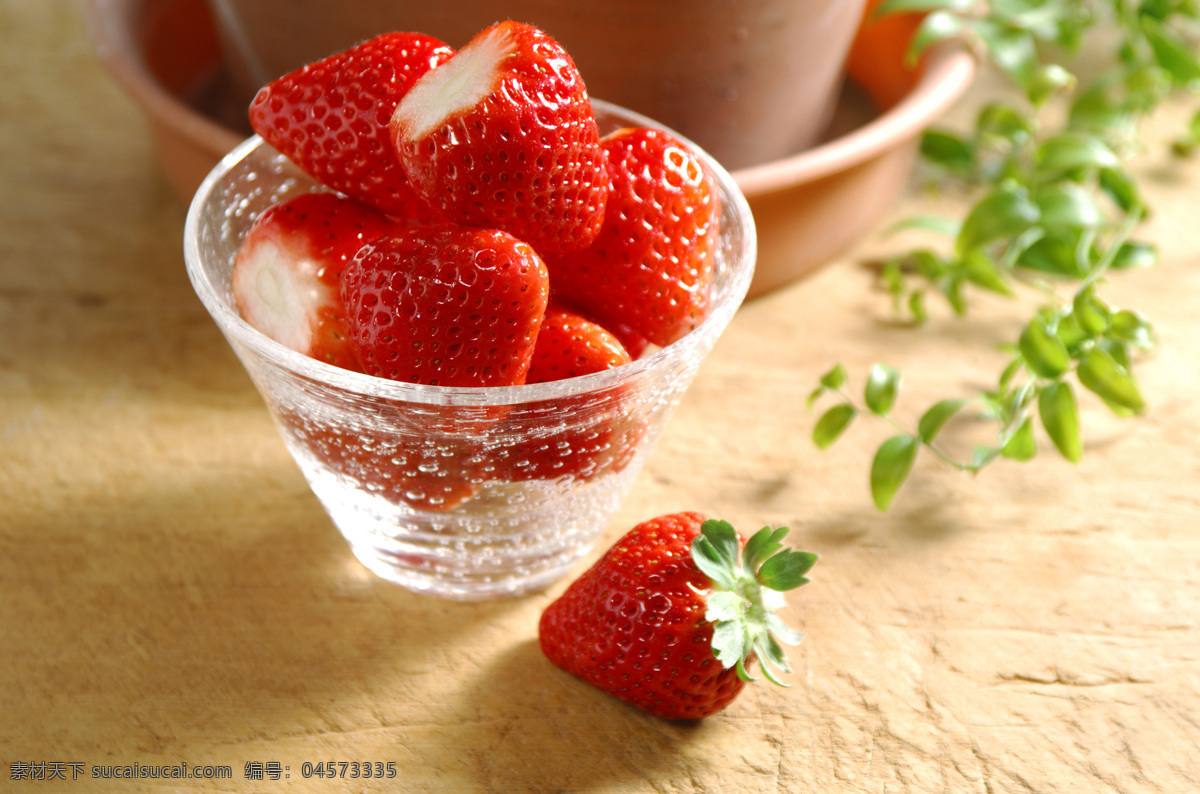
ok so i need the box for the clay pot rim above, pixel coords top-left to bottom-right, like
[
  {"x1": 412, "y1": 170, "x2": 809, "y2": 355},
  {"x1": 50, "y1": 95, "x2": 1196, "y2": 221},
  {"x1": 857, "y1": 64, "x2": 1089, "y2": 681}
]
[
  {"x1": 85, "y1": 0, "x2": 975, "y2": 201},
  {"x1": 85, "y1": 0, "x2": 245, "y2": 154},
  {"x1": 734, "y1": 43, "x2": 976, "y2": 196}
]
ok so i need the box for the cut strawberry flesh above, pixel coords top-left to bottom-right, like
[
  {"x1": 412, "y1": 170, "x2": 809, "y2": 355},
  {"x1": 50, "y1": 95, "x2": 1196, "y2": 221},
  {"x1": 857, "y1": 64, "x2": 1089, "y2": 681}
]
[
  {"x1": 390, "y1": 22, "x2": 609, "y2": 256},
  {"x1": 232, "y1": 193, "x2": 394, "y2": 371},
  {"x1": 391, "y1": 25, "x2": 513, "y2": 140}
]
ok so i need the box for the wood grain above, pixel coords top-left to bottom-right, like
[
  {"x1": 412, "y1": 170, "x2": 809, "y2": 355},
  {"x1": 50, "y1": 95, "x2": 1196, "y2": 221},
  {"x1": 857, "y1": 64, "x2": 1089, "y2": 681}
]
[{"x1": 3, "y1": 2, "x2": 1198, "y2": 791}]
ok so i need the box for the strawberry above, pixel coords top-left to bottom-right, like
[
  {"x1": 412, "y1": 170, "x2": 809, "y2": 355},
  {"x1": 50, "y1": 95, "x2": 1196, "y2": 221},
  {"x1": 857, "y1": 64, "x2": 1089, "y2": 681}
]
[
  {"x1": 232, "y1": 192, "x2": 395, "y2": 371},
  {"x1": 341, "y1": 224, "x2": 550, "y2": 387},
  {"x1": 274, "y1": 407, "x2": 479, "y2": 512},
  {"x1": 473, "y1": 302, "x2": 643, "y2": 483},
  {"x1": 539, "y1": 512, "x2": 817, "y2": 720},
  {"x1": 525, "y1": 302, "x2": 632, "y2": 384},
  {"x1": 480, "y1": 384, "x2": 647, "y2": 484},
  {"x1": 545, "y1": 126, "x2": 721, "y2": 348},
  {"x1": 249, "y1": 32, "x2": 454, "y2": 219},
  {"x1": 389, "y1": 21, "x2": 609, "y2": 255}
]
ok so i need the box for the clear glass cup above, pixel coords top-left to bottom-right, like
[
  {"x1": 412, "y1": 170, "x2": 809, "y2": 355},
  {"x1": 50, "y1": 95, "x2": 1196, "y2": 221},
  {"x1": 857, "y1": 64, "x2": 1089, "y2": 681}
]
[{"x1": 184, "y1": 100, "x2": 756, "y2": 600}]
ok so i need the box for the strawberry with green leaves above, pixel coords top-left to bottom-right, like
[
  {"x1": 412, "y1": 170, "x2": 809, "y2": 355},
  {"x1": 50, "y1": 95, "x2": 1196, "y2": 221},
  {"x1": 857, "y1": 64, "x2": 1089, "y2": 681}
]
[
  {"x1": 341, "y1": 224, "x2": 550, "y2": 387},
  {"x1": 539, "y1": 512, "x2": 817, "y2": 720},
  {"x1": 389, "y1": 21, "x2": 609, "y2": 255},
  {"x1": 232, "y1": 192, "x2": 395, "y2": 372},
  {"x1": 249, "y1": 32, "x2": 454, "y2": 219},
  {"x1": 546, "y1": 126, "x2": 721, "y2": 347}
]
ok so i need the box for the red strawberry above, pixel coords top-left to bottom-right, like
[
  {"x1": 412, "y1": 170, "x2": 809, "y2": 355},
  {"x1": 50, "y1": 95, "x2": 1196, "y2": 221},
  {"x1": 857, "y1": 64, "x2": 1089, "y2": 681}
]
[
  {"x1": 341, "y1": 224, "x2": 550, "y2": 387},
  {"x1": 232, "y1": 192, "x2": 395, "y2": 371},
  {"x1": 474, "y1": 302, "x2": 641, "y2": 483},
  {"x1": 480, "y1": 384, "x2": 647, "y2": 484},
  {"x1": 389, "y1": 21, "x2": 609, "y2": 255},
  {"x1": 546, "y1": 126, "x2": 721, "y2": 347},
  {"x1": 525, "y1": 302, "x2": 632, "y2": 384},
  {"x1": 599, "y1": 320, "x2": 653, "y2": 361},
  {"x1": 539, "y1": 512, "x2": 817, "y2": 720},
  {"x1": 275, "y1": 407, "x2": 479, "y2": 512},
  {"x1": 249, "y1": 32, "x2": 454, "y2": 219}
]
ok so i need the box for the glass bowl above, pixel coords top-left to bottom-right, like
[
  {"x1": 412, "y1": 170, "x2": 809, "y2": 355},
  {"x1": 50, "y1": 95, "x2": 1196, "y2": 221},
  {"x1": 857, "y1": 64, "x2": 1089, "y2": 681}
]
[{"x1": 183, "y1": 100, "x2": 756, "y2": 600}]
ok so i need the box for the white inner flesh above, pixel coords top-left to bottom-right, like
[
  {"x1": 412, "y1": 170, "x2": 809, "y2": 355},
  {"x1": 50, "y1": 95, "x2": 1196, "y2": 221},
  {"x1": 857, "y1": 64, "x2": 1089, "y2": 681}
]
[
  {"x1": 392, "y1": 25, "x2": 514, "y2": 140},
  {"x1": 232, "y1": 239, "x2": 327, "y2": 353}
]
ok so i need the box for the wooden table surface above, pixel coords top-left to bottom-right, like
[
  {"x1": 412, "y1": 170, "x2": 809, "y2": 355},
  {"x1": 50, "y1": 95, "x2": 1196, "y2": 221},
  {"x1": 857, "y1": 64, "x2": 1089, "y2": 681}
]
[{"x1": 4, "y1": 2, "x2": 1198, "y2": 792}]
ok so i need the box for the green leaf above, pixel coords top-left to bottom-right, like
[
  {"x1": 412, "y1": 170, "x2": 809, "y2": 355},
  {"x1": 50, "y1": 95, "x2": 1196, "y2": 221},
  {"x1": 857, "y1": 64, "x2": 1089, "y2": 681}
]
[
  {"x1": 1036, "y1": 183, "x2": 1105, "y2": 229},
  {"x1": 971, "y1": 444, "x2": 1002, "y2": 469},
  {"x1": 908, "y1": 290, "x2": 928, "y2": 323},
  {"x1": 870, "y1": 435, "x2": 920, "y2": 511},
  {"x1": 1038, "y1": 381, "x2": 1083, "y2": 463},
  {"x1": 977, "y1": 103, "x2": 1035, "y2": 143},
  {"x1": 1000, "y1": 417, "x2": 1037, "y2": 460},
  {"x1": 1141, "y1": 17, "x2": 1200, "y2": 85},
  {"x1": 1035, "y1": 133, "x2": 1121, "y2": 176},
  {"x1": 974, "y1": 18, "x2": 1039, "y2": 89},
  {"x1": 1068, "y1": 83, "x2": 1133, "y2": 137},
  {"x1": 1017, "y1": 233, "x2": 1088, "y2": 277},
  {"x1": 918, "y1": 398, "x2": 969, "y2": 443},
  {"x1": 753, "y1": 636, "x2": 791, "y2": 686},
  {"x1": 1110, "y1": 241, "x2": 1157, "y2": 270},
  {"x1": 1019, "y1": 317, "x2": 1071, "y2": 378},
  {"x1": 710, "y1": 619, "x2": 749, "y2": 670},
  {"x1": 808, "y1": 362, "x2": 849, "y2": 410},
  {"x1": 758, "y1": 550, "x2": 819, "y2": 592},
  {"x1": 956, "y1": 185, "x2": 1040, "y2": 256},
  {"x1": 1109, "y1": 309, "x2": 1156, "y2": 348},
  {"x1": 820, "y1": 363, "x2": 848, "y2": 391},
  {"x1": 693, "y1": 521, "x2": 817, "y2": 687},
  {"x1": 1077, "y1": 348, "x2": 1145, "y2": 414},
  {"x1": 1099, "y1": 169, "x2": 1144, "y2": 214},
  {"x1": 962, "y1": 251, "x2": 1015, "y2": 296},
  {"x1": 691, "y1": 520, "x2": 741, "y2": 589},
  {"x1": 909, "y1": 11, "x2": 969, "y2": 61},
  {"x1": 765, "y1": 613, "x2": 805, "y2": 647},
  {"x1": 813, "y1": 404, "x2": 857, "y2": 450},
  {"x1": 921, "y1": 130, "x2": 977, "y2": 173},
  {"x1": 741, "y1": 525, "x2": 789, "y2": 573},
  {"x1": 705, "y1": 591, "x2": 746, "y2": 623},
  {"x1": 865, "y1": 363, "x2": 902, "y2": 415},
  {"x1": 1072, "y1": 288, "x2": 1111, "y2": 335},
  {"x1": 1028, "y1": 63, "x2": 1075, "y2": 105}
]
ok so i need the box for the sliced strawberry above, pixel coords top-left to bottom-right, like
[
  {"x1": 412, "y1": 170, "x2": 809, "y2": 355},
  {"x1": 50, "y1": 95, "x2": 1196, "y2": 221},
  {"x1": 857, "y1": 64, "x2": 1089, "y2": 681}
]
[
  {"x1": 341, "y1": 224, "x2": 550, "y2": 387},
  {"x1": 539, "y1": 513, "x2": 818, "y2": 720},
  {"x1": 525, "y1": 302, "x2": 632, "y2": 384},
  {"x1": 389, "y1": 21, "x2": 609, "y2": 255},
  {"x1": 232, "y1": 192, "x2": 395, "y2": 371},
  {"x1": 249, "y1": 32, "x2": 454, "y2": 219},
  {"x1": 546, "y1": 126, "x2": 721, "y2": 348}
]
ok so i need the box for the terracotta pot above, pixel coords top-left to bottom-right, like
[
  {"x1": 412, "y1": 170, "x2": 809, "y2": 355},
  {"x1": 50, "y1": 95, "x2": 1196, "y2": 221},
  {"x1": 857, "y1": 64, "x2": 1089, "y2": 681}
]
[{"x1": 205, "y1": 0, "x2": 868, "y2": 171}]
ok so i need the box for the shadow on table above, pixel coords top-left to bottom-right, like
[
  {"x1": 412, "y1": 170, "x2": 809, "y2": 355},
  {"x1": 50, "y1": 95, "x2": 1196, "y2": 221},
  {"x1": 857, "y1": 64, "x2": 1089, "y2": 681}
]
[
  {"x1": 426, "y1": 638, "x2": 720, "y2": 792},
  {"x1": 3, "y1": 463, "x2": 529, "y2": 755}
]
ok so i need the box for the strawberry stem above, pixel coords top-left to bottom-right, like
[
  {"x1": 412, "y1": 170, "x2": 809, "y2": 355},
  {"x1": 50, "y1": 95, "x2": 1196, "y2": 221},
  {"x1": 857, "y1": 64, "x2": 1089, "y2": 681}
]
[{"x1": 691, "y1": 520, "x2": 818, "y2": 687}]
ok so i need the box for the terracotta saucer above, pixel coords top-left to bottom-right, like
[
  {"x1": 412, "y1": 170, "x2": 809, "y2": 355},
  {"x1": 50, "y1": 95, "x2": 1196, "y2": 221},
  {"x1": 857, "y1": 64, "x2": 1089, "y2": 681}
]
[{"x1": 84, "y1": 0, "x2": 975, "y2": 299}]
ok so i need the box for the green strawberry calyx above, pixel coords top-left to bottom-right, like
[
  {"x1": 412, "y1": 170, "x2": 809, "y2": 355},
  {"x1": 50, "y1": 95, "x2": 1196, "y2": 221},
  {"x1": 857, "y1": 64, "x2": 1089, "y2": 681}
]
[{"x1": 690, "y1": 519, "x2": 819, "y2": 686}]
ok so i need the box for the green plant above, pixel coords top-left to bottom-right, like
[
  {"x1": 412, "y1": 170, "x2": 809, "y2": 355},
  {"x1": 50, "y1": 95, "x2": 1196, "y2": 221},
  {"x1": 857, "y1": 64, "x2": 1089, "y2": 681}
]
[{"x1": 809, "y1": 0, "x2": 1197, "y2": 510}]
